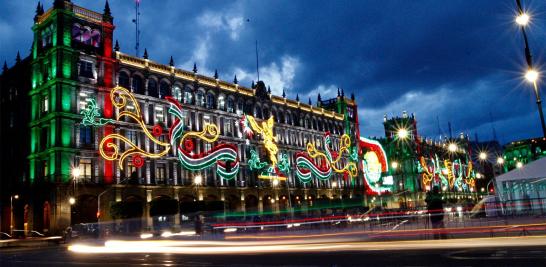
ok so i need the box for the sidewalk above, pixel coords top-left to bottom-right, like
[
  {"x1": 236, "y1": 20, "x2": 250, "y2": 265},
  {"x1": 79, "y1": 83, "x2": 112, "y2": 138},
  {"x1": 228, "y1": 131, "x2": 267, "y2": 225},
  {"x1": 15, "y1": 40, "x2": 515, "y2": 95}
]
[{"x1": 0, "y1": 236, "x2": 62, "y2": 248}]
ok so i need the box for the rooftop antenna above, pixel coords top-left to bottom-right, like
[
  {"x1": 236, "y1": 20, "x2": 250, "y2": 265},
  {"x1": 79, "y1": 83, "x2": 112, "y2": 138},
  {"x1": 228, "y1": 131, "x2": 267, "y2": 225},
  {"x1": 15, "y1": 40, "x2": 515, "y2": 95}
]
[{"x1": 132, "y1": 0, "x2": 141, "y2": 57}]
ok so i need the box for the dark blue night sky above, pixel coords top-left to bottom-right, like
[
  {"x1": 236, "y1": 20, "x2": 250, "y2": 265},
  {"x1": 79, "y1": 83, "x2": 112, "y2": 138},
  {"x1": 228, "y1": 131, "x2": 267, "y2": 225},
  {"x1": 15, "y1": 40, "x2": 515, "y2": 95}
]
[{"x1": 2, "y1": 0, "x2": 546, "y2": 144}]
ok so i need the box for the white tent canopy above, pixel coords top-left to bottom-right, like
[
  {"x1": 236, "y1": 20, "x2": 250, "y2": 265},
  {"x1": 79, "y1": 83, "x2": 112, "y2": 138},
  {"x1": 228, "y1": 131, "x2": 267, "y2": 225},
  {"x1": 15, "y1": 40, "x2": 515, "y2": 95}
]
[
  {"x1": 496, "y1": 157, "x2": 546, "y2": 183},
  {"x1": 495, "y1": 157, "x2": 546, "y2": 204}
]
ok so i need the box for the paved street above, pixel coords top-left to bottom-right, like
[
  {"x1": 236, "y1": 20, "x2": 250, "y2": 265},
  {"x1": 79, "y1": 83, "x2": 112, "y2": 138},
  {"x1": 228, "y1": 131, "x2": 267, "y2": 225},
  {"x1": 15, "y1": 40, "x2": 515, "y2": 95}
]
[{"x1": 1, "y1": 236, "x2": 545, "y2": 266}]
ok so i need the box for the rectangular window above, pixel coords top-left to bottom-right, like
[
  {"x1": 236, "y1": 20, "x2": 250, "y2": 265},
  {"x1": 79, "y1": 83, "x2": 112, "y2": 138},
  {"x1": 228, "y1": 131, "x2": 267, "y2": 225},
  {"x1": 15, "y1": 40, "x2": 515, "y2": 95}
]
[
  {"x1": 42, "y1": 95, "x2": 49, "y2": 113},
  {"x1": 224, "y1": 119, "x2": 232, "y2": 136},
  {"x1": 43, "y1": 160, "x2": 48, "y2": 178},
  {"x1": 127, "y1": 130, "x2": 138, "y2": 146},
  {"x1": 126, "y1": 163, "x2": 137, "y2": 180},
  {"x1": 156, "y1": 164, "x2": 166, "y2": 184},
  {"x1": 155, "y1": 106, "x2": 164, "y2": 122},
  {"x1": 79, "y1": 60, "x2": 94, "y2": 78},
  {"x1": 79, "y1": 91, "x2": 95, "y2": 111},
  {"x1": 79, "y1": 158, "x2": 93, "y2": 180},
  {"x1": 40, "y1": 127, "x2": 49, "y2": 151},
  {"x1": 79, "y1": 126, "x2": 93, "y2": 146}
]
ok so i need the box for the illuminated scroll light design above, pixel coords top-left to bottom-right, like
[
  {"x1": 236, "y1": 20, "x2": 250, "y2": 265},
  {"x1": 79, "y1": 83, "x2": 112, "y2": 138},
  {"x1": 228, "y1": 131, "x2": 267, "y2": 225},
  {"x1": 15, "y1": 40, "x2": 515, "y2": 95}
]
[
  {"x1": 168, "y1": 97, "x2": 239, "y2": 180},
  {"x1": 419, "y1": 155, "x2": 475, "y2": 191},
  {"x1": 295, "y1": 132, "x2": 357, "y2": 183},
  {"x1": 359, "y1": 137, "x2": 391, "y2": 194},
  {"x1": 81, "y1": 99, "x2": 115, "y2": 127},
  {"x1": 99, "y1": 86, "x2": 170, "y2": 170}
]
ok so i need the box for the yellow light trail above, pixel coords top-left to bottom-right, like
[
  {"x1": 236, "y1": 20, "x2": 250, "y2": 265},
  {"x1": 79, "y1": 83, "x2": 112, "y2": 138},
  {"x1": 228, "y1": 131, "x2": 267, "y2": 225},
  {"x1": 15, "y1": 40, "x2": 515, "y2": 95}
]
[{"x1": 68, "y1": 235, "x2": 546, "y2": 255}]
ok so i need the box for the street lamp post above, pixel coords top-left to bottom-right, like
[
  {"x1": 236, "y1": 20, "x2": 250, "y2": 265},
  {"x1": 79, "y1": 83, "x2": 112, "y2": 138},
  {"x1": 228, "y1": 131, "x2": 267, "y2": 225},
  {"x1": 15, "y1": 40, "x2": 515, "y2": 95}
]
[
  {"x1": 515, "y1": 0, "x2": 546, "y2": 137},
  {"x1": 10, "y1": 194, "x2": 19, "y2": 236}
]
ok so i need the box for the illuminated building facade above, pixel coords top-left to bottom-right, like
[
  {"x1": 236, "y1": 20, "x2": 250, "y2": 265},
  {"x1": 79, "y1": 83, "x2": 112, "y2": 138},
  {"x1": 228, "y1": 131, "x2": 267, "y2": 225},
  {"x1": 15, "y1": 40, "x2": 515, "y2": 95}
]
[
  {"x1": 358, "y1": 112, "x2": 481, "y2": 209},
  {"x1": 7, "y1": 1, "x2": 361, "y2": 234},
  {"x1": 501, "y1": 137, "x2": 546, "y2": 172}
]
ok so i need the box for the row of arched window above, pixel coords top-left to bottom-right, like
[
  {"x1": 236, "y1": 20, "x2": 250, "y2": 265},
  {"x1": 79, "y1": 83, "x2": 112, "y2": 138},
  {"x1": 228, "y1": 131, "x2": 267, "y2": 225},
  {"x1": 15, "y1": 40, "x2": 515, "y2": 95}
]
[{"x1": 117, "y1": 70, "x2": 344, "y2": 134}]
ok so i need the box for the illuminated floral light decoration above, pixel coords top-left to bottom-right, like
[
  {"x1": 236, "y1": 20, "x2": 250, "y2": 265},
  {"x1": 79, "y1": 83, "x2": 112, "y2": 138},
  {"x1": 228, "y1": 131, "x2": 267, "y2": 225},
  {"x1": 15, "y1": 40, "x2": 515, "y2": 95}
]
[
  {"x1": 98, "y1": 86, "x2": 171, "y2": 170},
  {"x1": 295, "y1": 132, "x2": 358, "y2": 183},
  {"x1": 419, "y1": 154, "x2": 475, "y2": 192},
  {"x1": 240, "y1": 115, "x2": 289, "y2": 180},
  {"x1": 168, "y1": 97, "x2": 239, "y2": 180},
  {"x1": 359, "y1": 137, "x2": 392, "y2": 195}
]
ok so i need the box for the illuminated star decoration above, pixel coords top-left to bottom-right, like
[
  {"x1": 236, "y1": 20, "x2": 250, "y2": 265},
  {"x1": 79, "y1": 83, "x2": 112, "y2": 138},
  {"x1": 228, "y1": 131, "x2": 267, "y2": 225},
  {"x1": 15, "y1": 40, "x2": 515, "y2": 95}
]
[
  {"x1": 167, "y1": 96, "x2": 239, "y2": 180},
  {"x1": 80, "y1": 99, "x2": 115, "y2": 127}
]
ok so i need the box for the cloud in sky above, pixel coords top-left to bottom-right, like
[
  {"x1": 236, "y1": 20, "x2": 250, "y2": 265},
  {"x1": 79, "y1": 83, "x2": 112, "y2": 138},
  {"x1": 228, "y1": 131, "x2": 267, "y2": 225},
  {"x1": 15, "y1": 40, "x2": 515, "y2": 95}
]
[
  {"x1": 1, "y1": 0, "x2": 545, "y2": 144},
  {"x1": 233, "y1": 55, "x2": 300, "y2": 96}
]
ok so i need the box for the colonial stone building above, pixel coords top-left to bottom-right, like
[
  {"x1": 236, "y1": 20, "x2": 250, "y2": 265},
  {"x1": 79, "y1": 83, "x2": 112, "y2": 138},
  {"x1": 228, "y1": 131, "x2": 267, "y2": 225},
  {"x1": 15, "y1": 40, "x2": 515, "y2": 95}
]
[{"x1": 3, "y1": 0, "x2": 362, "y2": 234}]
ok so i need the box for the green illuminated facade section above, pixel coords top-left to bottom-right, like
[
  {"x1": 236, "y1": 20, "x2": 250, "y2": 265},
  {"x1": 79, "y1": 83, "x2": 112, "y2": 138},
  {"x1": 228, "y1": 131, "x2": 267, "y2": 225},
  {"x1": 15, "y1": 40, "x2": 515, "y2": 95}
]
[{"x1": 29, "y1": 6, "x2": 77, "y2": 184}]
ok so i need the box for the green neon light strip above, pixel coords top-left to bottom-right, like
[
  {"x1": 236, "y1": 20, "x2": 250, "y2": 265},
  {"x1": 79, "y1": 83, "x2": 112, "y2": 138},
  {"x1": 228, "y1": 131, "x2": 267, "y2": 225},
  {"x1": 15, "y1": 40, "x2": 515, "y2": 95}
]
[{"x1": 80, "y1": 99, "x2": 115, "y2": 127}]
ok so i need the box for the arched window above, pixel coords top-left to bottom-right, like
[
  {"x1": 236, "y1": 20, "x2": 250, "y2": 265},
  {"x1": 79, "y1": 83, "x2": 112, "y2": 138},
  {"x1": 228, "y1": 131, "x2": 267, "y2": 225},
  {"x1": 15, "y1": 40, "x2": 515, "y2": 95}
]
[
  {"x1": 263, "y1": 107, "x2": 270, "y2": 119},
  {"x1": 132, "y1": 75, "x2": 143, "y2": 94},
  {"x1": 196, "y1": 91, "x2": 205, "y2": 107},
  {"x1": 218, "y1": 95, "x2": 225, "y2": 110},
  {"x1": 118, "y1": 72, "x2": 130, "y2": 88},
  {"x1": 227, "y1": 97, "x2": 235, "y2": 113},
  {"x1": 90, "y1": 29, "x2": 101, "y2": 48},
  {"x1": 148, "y1": 79, "x2": 158, "y2": 97},
  {"x1": 160, "y1": 81, "x2": 170, "y2": 98},
  {"x1": 71, "y1": 24, "x2": 82, "y2": 43},
  {"x1": 206, "y1": 93, "x2": 215, "y2": 109},
  {"x1": 172, "y1": 85, "x2": 182, "y2": 102},
  {"x1": 183, "y1": 86, "x2": 193, "y2": 104},
  {"x1": 278, "y1": 112, "x2": 284, "y2": 123},
  {"x1": 237, "y1": 100, "x2": 244, "y2": 115},
  {"x1": 286, "y1": 113, "x2": 292, "y2": 125},
  {"x1": 82, "y1": 26, "x2": 92, "y2": 45}
]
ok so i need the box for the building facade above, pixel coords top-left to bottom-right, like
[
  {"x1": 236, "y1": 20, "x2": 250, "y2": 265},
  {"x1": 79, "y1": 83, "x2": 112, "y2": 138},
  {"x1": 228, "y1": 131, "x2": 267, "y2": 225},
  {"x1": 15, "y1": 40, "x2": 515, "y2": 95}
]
[
  {"x1": 358, "y1": 112, "x2": 482, "y2": 209},
  {"x1": 6, "y1": 0, "x2": 363, "y2": 234}
]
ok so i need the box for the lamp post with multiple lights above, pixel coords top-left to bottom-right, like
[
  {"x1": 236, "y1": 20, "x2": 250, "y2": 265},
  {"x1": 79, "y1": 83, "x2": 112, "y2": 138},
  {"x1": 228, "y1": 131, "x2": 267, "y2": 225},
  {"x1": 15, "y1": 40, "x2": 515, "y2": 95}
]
[{"x1": 515, "y1": 0, "x2": 546, "y2": 137}]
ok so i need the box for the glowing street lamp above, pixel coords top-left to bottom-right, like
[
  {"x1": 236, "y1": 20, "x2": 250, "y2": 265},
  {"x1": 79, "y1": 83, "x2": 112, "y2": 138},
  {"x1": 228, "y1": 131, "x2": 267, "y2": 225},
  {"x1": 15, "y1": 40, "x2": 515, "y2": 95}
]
[
  {"x1": 476, "y1": 173, "x2": 482, "y2": 179},
  {"x1": 69, "y1": 197, "x2": 76, "y2": 205},
  {"x1": 397, "y1": 128, "x2": 409, "y2": 140},
  {"x1": 525, "y1": 69, "x2": 539, "y2": 83},
  {"x1": 391, "y1": 161, "x2": 399, "y2": 170},
  {"x1": 516, "y1": 162, "x2": 523, "y2": 169},
  {"x1": 479, "y1": 152, "x2": 488, "y2": 161},
  {"x1": 448, "y1": 143, "x2": 458, "y2": 153},
  {"x1": 515, "y1": 13, "x2": 530, "y2": 26},
  {"x1": 497, "y1": 157, "x2": 505, "y2": 165},
  {"x1": 194, "y1": 174, "x2": 203, "y2": 185},
  {"x1": 514, "y1": 0, "x2": 546, "y2": 137},
  {"x1": 72, "y1": 167, "x2": 81, "y2": 179}
]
